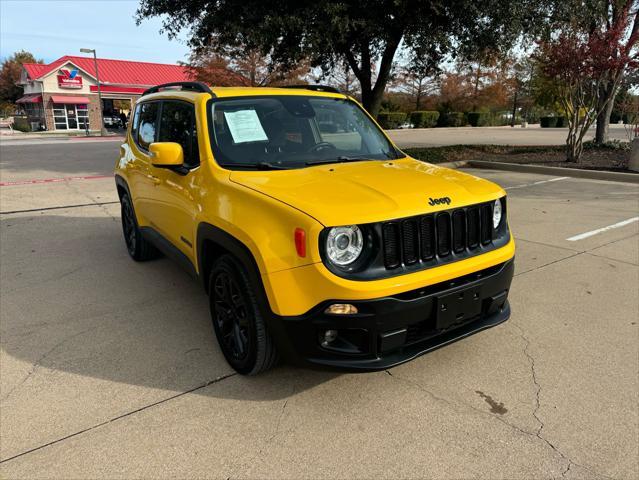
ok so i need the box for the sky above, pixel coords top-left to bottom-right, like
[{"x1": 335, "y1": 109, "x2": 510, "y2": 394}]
[{"x1": 0, "y1": 0, "x2": 190, "y2": 64}]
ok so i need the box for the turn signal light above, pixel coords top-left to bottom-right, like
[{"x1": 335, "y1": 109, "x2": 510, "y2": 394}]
[
  {"x1": 294, "y1": 228, "x2": 306, "y2": 257},
  {"x1": 324, "y1": 303, "x2": 358, "y2": 315}
]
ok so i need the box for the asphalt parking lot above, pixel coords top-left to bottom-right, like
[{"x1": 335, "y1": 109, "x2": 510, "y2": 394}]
[{"x1": 1, "y1": 140, "x2": 638, "y2": 479}]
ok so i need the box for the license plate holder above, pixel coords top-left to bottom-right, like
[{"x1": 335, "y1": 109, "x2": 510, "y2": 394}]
[{"x1": 436, "y1": 285, "x2": 482, "y2": 330}]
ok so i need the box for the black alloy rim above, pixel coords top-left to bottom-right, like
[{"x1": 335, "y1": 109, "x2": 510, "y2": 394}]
[
  {"x1": 121, "y1": 199, "x2": 137, "y2": 254},
  {"x1": 213, "y1": 271, "x2": 251, "y2": 360}
]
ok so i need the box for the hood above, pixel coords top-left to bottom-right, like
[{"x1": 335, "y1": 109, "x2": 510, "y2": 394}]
[{"x1": 229, "y1": 158, "x2": 505, "y2": 226}]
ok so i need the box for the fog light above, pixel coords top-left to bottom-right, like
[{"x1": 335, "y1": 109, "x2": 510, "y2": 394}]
[
  {"x1": 322, "y1": 329, "x2": 338, "y2": 346},
  {"x1": 324, "y1": 303, "x2": 358, "y2": 315}
]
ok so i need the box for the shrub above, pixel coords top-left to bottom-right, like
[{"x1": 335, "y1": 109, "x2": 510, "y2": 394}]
[
  {"x1": 555, "y1": 116, "x2": 568, "y2": 128},
  {"x1": 12, "y1": 116, "x2": 31, "y2": 132},
  {"x1": 409, "y1": 111, "x2": 439, "y2": 128},
  {"x1": 467, "y1": 112, "x2": 491, "y2": 127},
  {"x1": 438, "y1": 112, "x2": 465, "y2": 127},
  {"x1": 540, "y1": 116, "x2": 558, "y2": 128},
  {"x1": 376, "y1": 112, "x2": 407, "y2": 129}
]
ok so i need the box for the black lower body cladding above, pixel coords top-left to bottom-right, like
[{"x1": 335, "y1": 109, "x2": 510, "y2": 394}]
[{"x1": 268, "y1": 259, "x2": 514, "y2": 371}]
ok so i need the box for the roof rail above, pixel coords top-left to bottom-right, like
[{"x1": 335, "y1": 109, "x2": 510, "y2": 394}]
[
  {"x1": 284, "y1": 84, "x2": 342, "y2": 94},
  {"x1": 142, "y1": 81, "x2": 214, "y2": 97}
]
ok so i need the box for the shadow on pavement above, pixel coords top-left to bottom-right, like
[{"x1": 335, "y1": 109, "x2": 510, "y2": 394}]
[{"x1": 0, "y1": 213, "x2": 337, "y2": 402}]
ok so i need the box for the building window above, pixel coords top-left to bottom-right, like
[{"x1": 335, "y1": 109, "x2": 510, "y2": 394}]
[
  {"x1": 52, "y1": 103, "x2": 87, "y2": 130},
  {"x1": 77, "y1": 104, "x2": 89, "y2": 130},
  {"x1": 53, "y1": 103, "x2": 68, "y2": 130}
]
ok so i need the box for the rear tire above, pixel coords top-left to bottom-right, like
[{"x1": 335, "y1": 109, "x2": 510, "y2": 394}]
[
  {"x1": 209, "y1": 254, "x2": 278, "y2": 375},
  {"x1": 120, "y1": 193, "x2": 159, "y2": 261}
]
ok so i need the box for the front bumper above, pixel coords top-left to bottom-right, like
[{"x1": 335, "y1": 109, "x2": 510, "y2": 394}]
[{"x1": 268, "y1": 258, "x2": 514, "y2": 371}]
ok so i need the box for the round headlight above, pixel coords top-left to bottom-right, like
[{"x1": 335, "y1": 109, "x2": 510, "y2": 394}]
[
  {"x1": 493, "y1": 199, "x2": 503, "y2": 229},
  {"x1": 326, "y1": 225, "x2": 363, "y2": 266}
]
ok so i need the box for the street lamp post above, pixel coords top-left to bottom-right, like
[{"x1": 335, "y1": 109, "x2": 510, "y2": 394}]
[{"x1": 80, "y1": 48, "x2": 107, "y2": 136}]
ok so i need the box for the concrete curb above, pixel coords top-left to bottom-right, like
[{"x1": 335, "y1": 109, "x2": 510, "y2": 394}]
[
  {"x1": 460, "y1": 160, "x2": 639, "y2": 184},
  {"x1": 435, "y1": 161, "x2": 470, "y2": 169}
]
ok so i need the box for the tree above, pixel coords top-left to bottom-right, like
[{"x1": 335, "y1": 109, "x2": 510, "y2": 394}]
[
  {"x1": 0, "y1": 50, "x2": 42, "y2": 105},
  {"x1": 182, "y1": 53, "x2": 247, "y2": 87},
  {"x1": 537, "y1": 10, "x2": 638, "y2": 161},
  {"x1": 392, "y1": 62, "x2": 440, "y2": 111},
  {"x1": 137, "y1": 0, "x2": 546, "y2": 117},
  {"x1": 590, "y1": 0, "x2": 638, "y2": 143},
  {"x1": 184, "y1": 49, "x2": 311, "y2": 87},
  {"x1": 233, "y1": 51, "x2": 311, "y2": 86},
  {"x1": 322, "y1": 61, "x2": 360, "y2": 97}
]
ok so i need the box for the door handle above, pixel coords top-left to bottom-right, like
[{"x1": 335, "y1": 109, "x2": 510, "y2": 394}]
[{"x1": 149, "y1": 175, "x2": 161, "y2": 186}]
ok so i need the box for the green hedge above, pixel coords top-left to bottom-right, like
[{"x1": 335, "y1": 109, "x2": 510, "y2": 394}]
[
  {"x1": 409, "y1": 111, "x2": 439, "y2": 128},
  {"x1": 12, "y1": 117, "x2": 31, "y2": 132},
  {"x1": 438, "y1": 112, "x2": 465, "y2": 127},
  {"x1": 467, "y1": 112, "x2": 491, "y2": 127},
  {"x1": 555, "y1": 116, "x2": 567, "y2": 128},
  {"x1": 377, "y1": 112, "x2": 407, "y2": 129},
  {"x1": 540, "y1": 116, "x2": 558, "y2": 128}
]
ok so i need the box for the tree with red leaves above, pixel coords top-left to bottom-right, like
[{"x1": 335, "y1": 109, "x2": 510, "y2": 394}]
[
  {"x1": 184, "y1": 49, "x2": 311, "y2": 88},
  {"x1": 591, "y1": 0, "x2": 639, "y2": 143},
  {"x1": 537, "y1": 1, "x2": 638, "y2": 161}
]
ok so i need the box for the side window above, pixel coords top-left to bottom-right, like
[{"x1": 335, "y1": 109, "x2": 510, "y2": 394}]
[
  {"x1": 131, "y1": 103, "x2": 141, "y2": 134},
  {"x1": 137, "y1": 102, "x2": 159, "y2": 151},
  {"x1": 158, "y1": 101, "x2": 199, "y2": 168}
]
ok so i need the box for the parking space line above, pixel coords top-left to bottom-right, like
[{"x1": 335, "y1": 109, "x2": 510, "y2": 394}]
[
  {"x1": 566, "y1": 217, "x2": 639, "y2": 241},
  {"x1": 505, "y1": 176, "x2": 569, "y2": 190}
]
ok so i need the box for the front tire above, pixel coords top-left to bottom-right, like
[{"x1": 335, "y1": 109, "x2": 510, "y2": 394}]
[
  {"x1": 120, "y1": 193, "x2": 159, "y2": 261},
  {"x1": 209, "y1": 254, "x2": 278, "y2": 375}
]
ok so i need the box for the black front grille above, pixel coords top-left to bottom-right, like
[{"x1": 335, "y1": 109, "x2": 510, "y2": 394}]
[{"x1": 382, "y1": 202, "x2": 496, "y2": 270}]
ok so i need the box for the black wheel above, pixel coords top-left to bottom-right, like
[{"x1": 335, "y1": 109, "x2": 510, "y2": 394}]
[
  {"x1": 120, "y1": 193, "x2": 159, "y2": 261},
  {"x1": 209, "y1": 254, "x2": 278, "y2": 375}
]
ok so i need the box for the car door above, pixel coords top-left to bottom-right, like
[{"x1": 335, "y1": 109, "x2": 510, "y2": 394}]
[
  {"x1": 126, "y1": 101, "x2": 160, "y2": 227},
  {"x1": 145, "y1": 99, "x2": 201, "y2": 263}
]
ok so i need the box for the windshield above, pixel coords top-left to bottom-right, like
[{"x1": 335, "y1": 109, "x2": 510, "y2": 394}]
[{"x1": 209, "y1": 96, "x2": 399, "y2": 169}]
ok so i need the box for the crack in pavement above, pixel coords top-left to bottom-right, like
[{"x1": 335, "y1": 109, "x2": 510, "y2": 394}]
[
  {"x1": 385, "y1": 355, "x2": 615, "y2": 480},
  {"x1": 0, "y1": 372, "x2": 237, "y2": 464},
  {"x1": 228, "y1": 383, "x2": 296, "y2": 479},
  {"x1": 386, "y1": 368, "x2": 544, "y2": 439},
  {"x1": 0, "y1": 325, "x2": 95, "y2": 403},
  {"x1": 511, "y1": 322, "x2": 614, "y2": 480}
]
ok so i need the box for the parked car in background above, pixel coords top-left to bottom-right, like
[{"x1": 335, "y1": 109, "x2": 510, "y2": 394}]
[{"x1": 104, "y1": 114, "x2": 124, "y2": 129}]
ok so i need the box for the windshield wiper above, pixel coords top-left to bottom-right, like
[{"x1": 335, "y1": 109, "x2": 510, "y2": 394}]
[
  {"x1": 219, "y1": 162, "x2": 290, "y2": 170},
  {"x1": 305, "y1": 156, "x2": 371, "y2": 166}
]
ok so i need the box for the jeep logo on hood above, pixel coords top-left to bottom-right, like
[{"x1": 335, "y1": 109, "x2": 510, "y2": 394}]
[{"x1": 428, "y1": 196, "x2": 451, "y2": 206}]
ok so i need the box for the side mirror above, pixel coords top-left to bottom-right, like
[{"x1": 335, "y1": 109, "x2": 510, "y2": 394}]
[{"x1": 149, "y1": 142, "x2": 184, "y2": 168}]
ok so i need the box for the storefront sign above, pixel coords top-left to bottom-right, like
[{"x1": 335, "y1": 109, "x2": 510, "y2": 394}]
[{"x1": 57, "y1": 69, "x2": 83, "y2": 89}]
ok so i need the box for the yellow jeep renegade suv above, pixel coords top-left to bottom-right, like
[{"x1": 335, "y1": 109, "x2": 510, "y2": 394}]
[{"x1": 115, "y1": 81, "x2": 515, "y2": 375}]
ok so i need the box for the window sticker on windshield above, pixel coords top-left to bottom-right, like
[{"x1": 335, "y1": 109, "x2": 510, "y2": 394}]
[{"x1": 223, "y1": 109, "x2": 268, "y2": 143}]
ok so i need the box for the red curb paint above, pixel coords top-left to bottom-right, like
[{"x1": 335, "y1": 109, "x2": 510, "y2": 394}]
[{"x1": 0, "y1": 175, "x2": 112, "y2": 187}]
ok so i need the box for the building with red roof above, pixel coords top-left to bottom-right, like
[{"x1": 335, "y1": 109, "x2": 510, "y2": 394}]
[{"x1": 18, "y1": 55, "x2": 191, "y2": 132}]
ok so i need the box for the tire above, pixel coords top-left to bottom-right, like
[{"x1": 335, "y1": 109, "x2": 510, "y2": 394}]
[
  {"x1": 119, "y1": 192, "x2": 159, "y2": 261},
  {"x1": 209, "y1": 254, "x2": 278, "y2": 375}
]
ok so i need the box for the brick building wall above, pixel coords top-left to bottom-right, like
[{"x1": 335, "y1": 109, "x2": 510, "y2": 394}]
[{"x1": 41, "y1": 92, "x2": 100, "y2": 131}]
